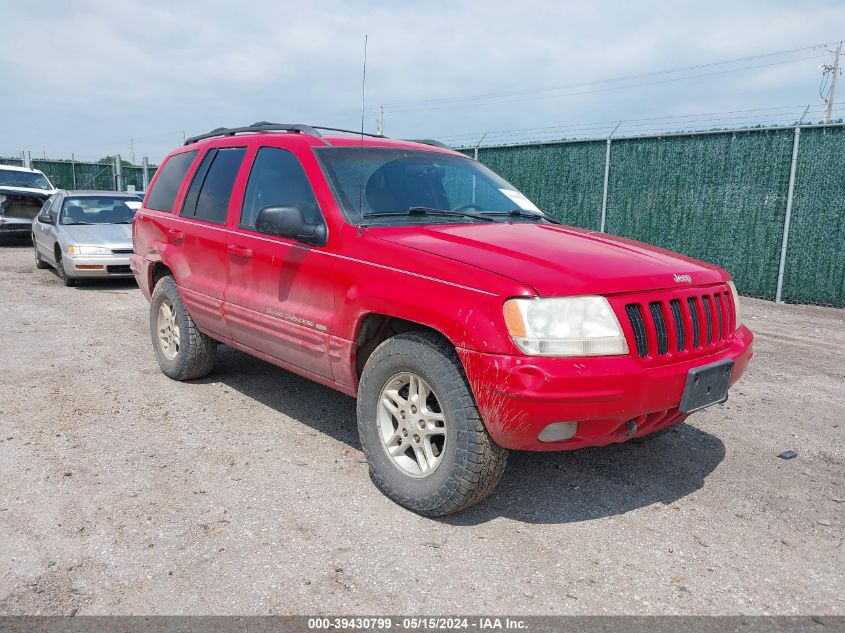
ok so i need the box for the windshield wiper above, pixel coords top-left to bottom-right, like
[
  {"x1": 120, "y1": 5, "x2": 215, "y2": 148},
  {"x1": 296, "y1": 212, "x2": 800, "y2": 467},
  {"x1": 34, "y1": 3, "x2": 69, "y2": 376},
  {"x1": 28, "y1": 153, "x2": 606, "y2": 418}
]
[
  {"x1": 362, "y1": 207, "x2": 494, "y2": 222},
  {"x1": 482, "y1": 209, "x2": 561, "y2": 224}
]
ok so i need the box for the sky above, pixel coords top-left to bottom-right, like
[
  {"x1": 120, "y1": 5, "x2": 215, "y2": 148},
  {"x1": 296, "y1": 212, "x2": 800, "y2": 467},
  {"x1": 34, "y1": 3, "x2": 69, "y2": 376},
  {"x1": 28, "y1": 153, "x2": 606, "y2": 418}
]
[{"x1": 1, "y1": 0, "x2": 843, "y2": 163}]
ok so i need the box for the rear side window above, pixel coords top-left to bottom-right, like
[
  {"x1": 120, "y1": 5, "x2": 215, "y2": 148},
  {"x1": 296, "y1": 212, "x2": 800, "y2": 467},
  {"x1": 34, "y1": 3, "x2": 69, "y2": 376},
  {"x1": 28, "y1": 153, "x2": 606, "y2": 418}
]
[
  {"x1": 146, "y1": 151, "x2": 197, "y2": 212},
  {"x1": 37, "y1": 195, "x2": 57, "y2": 222},
  {"x1": 182, "y1": 147, "x2": 246, "y2": 224},
  {"x1": 240, "y1": 147, "x2": 320, "y2": 229},
  {"x1": 38, "y1": 195, "x2": 53, "y2": 215}
]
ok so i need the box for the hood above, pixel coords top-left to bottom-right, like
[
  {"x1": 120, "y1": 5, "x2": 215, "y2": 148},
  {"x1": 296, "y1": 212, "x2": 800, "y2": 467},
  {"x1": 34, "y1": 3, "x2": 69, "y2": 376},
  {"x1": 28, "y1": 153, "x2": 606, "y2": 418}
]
[
  {"x1": 60, "y1": 223, "x2": 133, "y2": 249},
  {"x1": 369, "y1": 222, "x2": 727, "y2": 296},
  {"x1": 0, "y1": 185, "x2": 54, "y2": 200}
]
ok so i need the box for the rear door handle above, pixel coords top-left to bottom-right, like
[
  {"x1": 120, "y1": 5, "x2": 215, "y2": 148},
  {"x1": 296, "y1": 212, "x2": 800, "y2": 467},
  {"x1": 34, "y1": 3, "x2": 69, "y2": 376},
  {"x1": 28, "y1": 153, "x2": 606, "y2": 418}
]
[
  {"x1": 167, "y1": 228, "x2": 184, "y2": 242},
  {"x1": 227, "y1": 244, "x2": 252, "y2": 258}
]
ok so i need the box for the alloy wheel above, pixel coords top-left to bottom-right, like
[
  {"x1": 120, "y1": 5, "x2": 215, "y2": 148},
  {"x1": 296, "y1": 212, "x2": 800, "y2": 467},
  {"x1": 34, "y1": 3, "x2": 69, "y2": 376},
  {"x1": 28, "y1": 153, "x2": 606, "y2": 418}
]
[
  {"x1": 156, "y1": 298, "x2": 180, "y2": 360},
  {"x1": 377, "y1": 372, "x2": 447, "y2": 478}
]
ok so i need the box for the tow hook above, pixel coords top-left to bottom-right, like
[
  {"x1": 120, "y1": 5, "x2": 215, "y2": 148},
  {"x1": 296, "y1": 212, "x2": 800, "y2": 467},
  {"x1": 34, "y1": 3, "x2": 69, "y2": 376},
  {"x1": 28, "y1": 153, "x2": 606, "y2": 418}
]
[{"x1": 623, "y1": 419, "x2": 638, "y2": 438}]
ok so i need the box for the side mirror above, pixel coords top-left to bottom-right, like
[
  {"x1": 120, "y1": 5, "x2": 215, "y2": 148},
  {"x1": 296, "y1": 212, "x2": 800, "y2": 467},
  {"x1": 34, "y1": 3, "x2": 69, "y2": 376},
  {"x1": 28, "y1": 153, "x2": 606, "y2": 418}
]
[
  {"x1": 254, "y1": 206, "x2": 327, "y2": 245},
  {"x1": 38, "y1": 214, "x2": 54, "y2": 225}
]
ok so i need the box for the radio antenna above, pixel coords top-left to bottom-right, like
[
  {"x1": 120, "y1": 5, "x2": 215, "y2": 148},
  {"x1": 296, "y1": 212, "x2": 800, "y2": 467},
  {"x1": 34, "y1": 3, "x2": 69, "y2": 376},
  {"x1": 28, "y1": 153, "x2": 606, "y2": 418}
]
[{"x1": 357, "y1": 34, "x2": 368, "y2": 234}]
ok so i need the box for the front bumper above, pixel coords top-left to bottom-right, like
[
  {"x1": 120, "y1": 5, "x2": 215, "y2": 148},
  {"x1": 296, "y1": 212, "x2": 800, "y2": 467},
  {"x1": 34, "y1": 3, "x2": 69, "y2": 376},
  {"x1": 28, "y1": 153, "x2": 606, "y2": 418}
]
[
  {"x1": 63, "y1": 254, "x2": 134, "y2": 278},
  {"x1": 458, "y1": 326, "x2": 753, "y2": 451}
]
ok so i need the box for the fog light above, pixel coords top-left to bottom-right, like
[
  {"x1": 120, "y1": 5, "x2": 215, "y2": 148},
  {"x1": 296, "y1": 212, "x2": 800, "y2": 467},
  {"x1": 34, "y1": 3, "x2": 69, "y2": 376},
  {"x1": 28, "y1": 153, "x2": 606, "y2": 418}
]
[{"x1": 538, "y1": 422, "x2": 578, "y2": 442}]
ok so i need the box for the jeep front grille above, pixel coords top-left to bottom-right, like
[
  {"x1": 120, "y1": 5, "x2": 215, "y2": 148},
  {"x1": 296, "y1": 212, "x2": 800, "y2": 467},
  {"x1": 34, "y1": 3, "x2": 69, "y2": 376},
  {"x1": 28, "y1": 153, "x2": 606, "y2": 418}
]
[
  {"x1": 625, "y1": 304, "x2": 649, "y2": 358},
  {"x1": 623, "y1": 287, "x2": 735, "y2": 359},
  {"x1": 669, "y1": 299, "x2": 685, "y2": 351}
]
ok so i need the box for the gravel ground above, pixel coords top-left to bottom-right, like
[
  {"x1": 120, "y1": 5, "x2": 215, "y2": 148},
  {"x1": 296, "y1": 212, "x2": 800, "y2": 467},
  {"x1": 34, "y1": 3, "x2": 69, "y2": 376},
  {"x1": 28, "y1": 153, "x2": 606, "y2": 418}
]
[{"x1": 0, "y1": 241, "x2": 843, "y2": 616}]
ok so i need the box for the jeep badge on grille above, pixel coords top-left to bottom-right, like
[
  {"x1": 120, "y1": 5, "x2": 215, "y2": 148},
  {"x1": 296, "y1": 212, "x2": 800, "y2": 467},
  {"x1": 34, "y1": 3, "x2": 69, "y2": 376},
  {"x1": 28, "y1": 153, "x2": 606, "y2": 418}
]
[{"x1": 674, "y1": 274, "x2": 693, "y2": 283}]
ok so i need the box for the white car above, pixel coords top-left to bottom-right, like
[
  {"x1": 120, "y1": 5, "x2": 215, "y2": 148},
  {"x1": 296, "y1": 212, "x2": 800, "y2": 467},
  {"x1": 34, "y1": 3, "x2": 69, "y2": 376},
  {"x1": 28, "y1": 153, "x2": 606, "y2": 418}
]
[
  {"x1": 0, "y1": 165, "x2": 56, "y2": 241},
  {"x1": 32, "y1": 190, "x2": 142, "y2": 286}
]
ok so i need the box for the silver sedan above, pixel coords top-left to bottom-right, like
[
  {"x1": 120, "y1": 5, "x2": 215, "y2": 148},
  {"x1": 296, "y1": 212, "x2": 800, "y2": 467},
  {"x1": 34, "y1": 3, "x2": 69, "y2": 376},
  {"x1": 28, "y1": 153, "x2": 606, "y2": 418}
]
[{"x1": 32, "y1": 191, "x2": 142, "y2": 286}]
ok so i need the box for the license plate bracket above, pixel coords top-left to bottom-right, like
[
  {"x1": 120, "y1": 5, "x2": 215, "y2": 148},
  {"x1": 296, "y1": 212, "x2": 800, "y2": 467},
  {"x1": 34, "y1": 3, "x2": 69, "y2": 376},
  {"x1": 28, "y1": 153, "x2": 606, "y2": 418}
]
[{"x1": 680, "y1": 359, "x2": 734, "y2": 414}]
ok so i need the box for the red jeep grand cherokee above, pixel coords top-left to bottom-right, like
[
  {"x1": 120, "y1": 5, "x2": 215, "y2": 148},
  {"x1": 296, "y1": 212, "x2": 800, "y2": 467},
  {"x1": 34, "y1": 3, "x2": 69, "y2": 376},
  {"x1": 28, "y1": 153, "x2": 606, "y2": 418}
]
[{"x1": 131, "y1": 122, "x2": 753, "y2": 516}]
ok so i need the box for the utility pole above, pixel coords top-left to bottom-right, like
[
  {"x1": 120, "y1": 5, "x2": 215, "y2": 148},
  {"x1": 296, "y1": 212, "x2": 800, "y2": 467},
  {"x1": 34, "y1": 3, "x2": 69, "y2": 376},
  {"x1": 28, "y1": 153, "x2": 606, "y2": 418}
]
[
  {"x1": 377, "y1": 105, "x2": 384, "y2": 136},
  {"x1": 130, "y1": 139, "x2": 135, "y2": 164},
  {"x1": 823, "y1": 41, "x2": 842, "y2": 123}
]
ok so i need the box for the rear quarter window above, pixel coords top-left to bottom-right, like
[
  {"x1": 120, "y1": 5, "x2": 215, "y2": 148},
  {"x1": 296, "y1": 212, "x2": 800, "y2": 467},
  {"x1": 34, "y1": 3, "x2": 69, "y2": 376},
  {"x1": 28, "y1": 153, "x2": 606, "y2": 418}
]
[{"x1": 146, "y1": 151, "x2": 198, "y2": 212}]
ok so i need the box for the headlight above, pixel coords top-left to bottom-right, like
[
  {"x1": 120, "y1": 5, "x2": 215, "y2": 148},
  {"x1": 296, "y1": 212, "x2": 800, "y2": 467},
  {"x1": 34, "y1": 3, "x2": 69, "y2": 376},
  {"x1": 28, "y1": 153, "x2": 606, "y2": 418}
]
[
  {"x1": 728, "y1": 281, "x2": 743, "y2": 327},
  {"x1": 67, "y1": 245, "x2": 112, "y2": 256},
  {"x1": 503, "y1": 296, "x2": 628, "y2": 356}
]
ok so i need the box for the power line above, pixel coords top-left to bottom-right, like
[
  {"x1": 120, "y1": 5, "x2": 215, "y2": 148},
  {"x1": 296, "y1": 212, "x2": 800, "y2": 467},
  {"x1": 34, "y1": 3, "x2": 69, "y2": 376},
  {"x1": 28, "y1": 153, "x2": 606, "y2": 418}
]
[
  {"x1": 401, "y1": 42, "x2": 841, "y2": 109},
  {"x1": 385, "y1": 54, "x2": 830, "y2": 114},
  {"x1": 313, "y1": 41, "x2": 840, "y2": 122},
  {"x1": 383, "y1": 42, "x2": 837, "y2": 111}
]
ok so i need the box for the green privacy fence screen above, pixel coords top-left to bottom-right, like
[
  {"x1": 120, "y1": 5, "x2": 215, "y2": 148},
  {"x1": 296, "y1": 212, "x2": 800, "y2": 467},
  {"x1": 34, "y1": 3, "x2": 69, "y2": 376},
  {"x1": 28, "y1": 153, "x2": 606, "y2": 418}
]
[
  {"x1": 470, "y1": 142, "x2": 607, "y2": 231},
  {"x1": 468, "y1": 123, "x2": 845, "y2": 307},
  {"x1": 603, "y1": 131, "x2": 793, "y2": 300},
  {"x1": 782, "y1": 127, "x2": 845, "y2": 306},
  {"x1": 0, "y1": 158, "x2": 157, "y2": 192}
]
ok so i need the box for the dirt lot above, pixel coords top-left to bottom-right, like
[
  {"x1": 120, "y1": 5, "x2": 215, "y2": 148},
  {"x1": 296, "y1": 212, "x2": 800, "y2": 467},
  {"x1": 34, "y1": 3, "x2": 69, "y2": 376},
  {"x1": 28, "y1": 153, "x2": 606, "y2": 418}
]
[{"x1": 0, "y1": 241, "x2": 842, "y2": 616}]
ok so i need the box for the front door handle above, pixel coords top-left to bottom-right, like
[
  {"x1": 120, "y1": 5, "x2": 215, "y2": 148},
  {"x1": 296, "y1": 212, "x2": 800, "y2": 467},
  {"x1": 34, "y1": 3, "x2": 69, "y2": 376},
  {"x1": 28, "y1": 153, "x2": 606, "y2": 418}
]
[
  {"x1": 227, "y1": 244, "x2": 252, "y2": 258},
  {"x1": 167, "y1": 228, "x2": 184, "y2": 242}
]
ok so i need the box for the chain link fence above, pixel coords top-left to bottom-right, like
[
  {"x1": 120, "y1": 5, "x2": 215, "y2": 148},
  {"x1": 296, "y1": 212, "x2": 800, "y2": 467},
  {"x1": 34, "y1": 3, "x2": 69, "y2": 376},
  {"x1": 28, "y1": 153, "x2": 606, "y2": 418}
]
[
  {"x1": 464, "y1": 123, "x2": 845, "y2": 307},
  {"x1": 0, "y1": 155, "x2": 157, "y2": 192}
]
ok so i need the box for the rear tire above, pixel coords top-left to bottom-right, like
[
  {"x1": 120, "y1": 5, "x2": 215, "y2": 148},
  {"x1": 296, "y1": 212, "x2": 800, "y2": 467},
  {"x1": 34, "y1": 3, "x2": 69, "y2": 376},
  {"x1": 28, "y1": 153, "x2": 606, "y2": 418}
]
[
  {"x1": 34, "y1": 241, "x2": 49, "y2": 269},
  {"x1": 150, "y1": 275, "x2": 216, "y2": 380},
  {"x1": 357, "y1": 330, "x2": 508, "y2": 516}
]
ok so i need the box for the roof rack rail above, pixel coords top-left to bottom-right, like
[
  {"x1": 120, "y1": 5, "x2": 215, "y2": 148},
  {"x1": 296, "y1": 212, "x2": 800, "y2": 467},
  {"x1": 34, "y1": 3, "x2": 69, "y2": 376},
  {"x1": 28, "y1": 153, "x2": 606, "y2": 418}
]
[
  {"x1": 404, "y1": 138, "x2": 452, "y2": 149},
  {"x1": 184, "y1": 122, "x2": 323, "y2": 145},
  {"x1": 183, "y1": 122, "x2": 390, "y2": 146}
]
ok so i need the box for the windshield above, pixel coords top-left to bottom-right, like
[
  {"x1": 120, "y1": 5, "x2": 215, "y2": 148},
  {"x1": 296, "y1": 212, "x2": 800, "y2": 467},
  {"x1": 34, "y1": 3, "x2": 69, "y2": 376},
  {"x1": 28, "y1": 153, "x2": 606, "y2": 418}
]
[
  {"x1": 315, "y1": 148, "x2": 545, "y2": 225},
  {"x1": 0, "y1": 168, "x2": 52, "y2": 190},
  {"x1": 61, "y1": 196, "x2": 142, "y2": 225}
]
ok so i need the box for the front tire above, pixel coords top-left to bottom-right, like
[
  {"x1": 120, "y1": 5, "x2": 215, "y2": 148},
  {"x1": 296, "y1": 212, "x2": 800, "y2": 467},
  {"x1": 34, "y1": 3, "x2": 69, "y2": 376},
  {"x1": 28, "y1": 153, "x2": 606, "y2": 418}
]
[
  {"x1": 357, "y1": 330, "x2": 508, "y2": 516},
  {"x1": 150, "y1": 276, "x2": 216, "y2": 380},
  {"x1": 54, "y1": 250, "x2": 76, "y2": 286}
]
